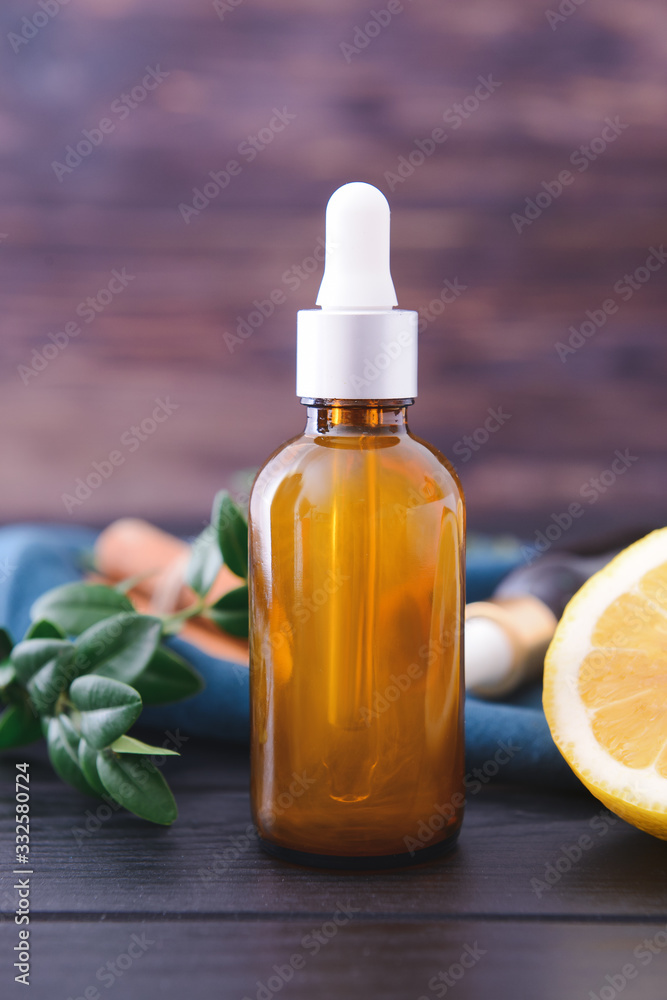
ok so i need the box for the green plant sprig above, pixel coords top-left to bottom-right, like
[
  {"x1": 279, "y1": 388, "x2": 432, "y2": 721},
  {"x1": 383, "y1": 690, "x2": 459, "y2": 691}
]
[{"x1": 0, "y1": 490, "x2": 249, "y2": 825}]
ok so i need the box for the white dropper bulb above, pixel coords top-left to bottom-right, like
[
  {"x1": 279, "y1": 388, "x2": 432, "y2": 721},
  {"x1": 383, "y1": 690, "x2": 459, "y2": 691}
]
[
  {"x1": 296, "y1": 180, "x2": 417, "y2": 399},
  {"x1": 316, "y1": 182, "x2": 398, "y2": 311}
]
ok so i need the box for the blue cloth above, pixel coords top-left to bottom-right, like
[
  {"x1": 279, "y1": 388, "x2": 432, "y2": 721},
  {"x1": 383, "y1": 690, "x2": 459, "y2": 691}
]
[{"x1": 0, "y1": 525, "x2": 578, "y2": 789}]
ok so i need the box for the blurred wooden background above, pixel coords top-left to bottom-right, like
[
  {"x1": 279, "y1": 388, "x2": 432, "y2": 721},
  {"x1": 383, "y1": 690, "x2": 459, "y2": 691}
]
[{"x1": 1, "y1": 0, "x2": 665, "y2": 541}]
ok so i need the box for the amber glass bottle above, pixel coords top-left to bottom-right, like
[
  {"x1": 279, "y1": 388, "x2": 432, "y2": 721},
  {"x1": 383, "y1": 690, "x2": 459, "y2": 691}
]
[
  {"x1": 248, "y1": 182, "x2": 465, "y2": 868},
  {"x1": 249, "y1": 399, "x2": 465, "y2": 867}
]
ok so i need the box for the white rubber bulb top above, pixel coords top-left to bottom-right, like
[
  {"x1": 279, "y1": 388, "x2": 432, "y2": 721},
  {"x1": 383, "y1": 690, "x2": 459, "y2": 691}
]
[
  {"x1": 296, "y1": 181, "x2": 418, "y2": 400},
  {"x1": 316, "y1": 182, "x2": 398, "y2": 310}
]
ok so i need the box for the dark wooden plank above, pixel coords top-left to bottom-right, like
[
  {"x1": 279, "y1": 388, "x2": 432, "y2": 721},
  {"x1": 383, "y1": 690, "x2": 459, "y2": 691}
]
[
  {"x1": 3, "y1": 919, "x2": 667, "y2": 1000},
  {"x1": 2, "y1": 742, "x2": 666, "y2": 920},
  {"x1": 1, "y1": 0, "x2": 666, "y2": 533}
]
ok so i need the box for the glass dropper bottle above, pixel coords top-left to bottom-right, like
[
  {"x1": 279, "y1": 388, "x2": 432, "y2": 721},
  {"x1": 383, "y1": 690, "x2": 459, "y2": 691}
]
[{"x1": 249, "y1": 182, "x2": 465, "y2": 868}]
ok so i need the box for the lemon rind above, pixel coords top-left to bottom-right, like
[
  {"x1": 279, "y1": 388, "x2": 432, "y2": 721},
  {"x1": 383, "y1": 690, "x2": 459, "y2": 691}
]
[{"x1": 544, "y1": 528, "x2": 667, "y2": 822}]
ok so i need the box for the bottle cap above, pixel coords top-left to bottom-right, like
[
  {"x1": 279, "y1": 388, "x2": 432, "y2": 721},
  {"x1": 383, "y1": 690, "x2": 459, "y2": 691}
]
[{"x1": 296, "y1": 182, "x2": 418, "y2": 400}]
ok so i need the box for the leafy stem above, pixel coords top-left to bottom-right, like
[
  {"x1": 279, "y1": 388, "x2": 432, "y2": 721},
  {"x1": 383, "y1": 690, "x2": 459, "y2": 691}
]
[
  {"x1": 0, "y1": 489, "x2": 250, "y2": 826},
  {"x1": 160, "y1": 596, "x2": 208, "y2": 633}
]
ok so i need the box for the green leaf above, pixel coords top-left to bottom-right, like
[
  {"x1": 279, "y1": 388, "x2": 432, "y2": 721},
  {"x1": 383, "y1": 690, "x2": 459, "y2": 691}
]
[
  {"x1": 77, "y1": 740, "x2": 107, "y2": 796},
  {"x1": 97, "y1": 752, "x2": 178, "y2": 825},
  {"x1": 26, "y1": 619, "x2": 67, "y2": 640},
  {"x1": 46, "y1": 716, "x2": 99, "y2": 797},
  {"x1": 31, "y1": 583, "x2": 133, "y2": 635},
  {"x1": 0, "y1": 663, "x2": 16, "y2": 689},
  {"x1": 26, "y1": 615, "x2": 156, "y2": 715},
  {"x1": 69, "y1": 675, "x2": 142, "y2": 750},
  {"x1": 214, "y1": 490, "x2": 248, "y2": 579},
  {"x1": 12, "y1": 638, "x2": 73, "y2": 685},
  {"x1": 27, "y1": 648, "x2": 79, "y2": 715},
  {"x1": 75, "y1": 613, "x2": 162, "y2": 685},
  {"x1": 205, "y1": 584, "x2": 249, "y2": 637},
  {"x1": 110, "y1": 734, "x2": 179, "y2": 755},
  {"x1": 205, "y1": 608, "x2": 249, "y2": 637},
  {"x1": 185, "y1": 526, "x2": 223, "y2": 597},
  {"x1": 131, "y1": 646, "x2": 204, "y2": 705},
  {"x1": 211, "y1": 584, "x2": 248, "y2": 611},
  {"x1": 0, "y1": 703, "x2": 42, "y2": 750},
  {"x1": 0, "y1": 627, "x2": 13, "y2": 659}
]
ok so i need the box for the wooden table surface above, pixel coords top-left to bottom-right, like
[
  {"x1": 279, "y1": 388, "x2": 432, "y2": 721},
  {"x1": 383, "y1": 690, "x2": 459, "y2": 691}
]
[{"x1": 2, "y1": 736, "x2": 666, "y2": 999}]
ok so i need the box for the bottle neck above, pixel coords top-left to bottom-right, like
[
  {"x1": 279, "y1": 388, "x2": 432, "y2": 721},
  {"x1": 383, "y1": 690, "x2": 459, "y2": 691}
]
[{"x1": 301, "y1": 398, "x2": 413, "y2": 436}]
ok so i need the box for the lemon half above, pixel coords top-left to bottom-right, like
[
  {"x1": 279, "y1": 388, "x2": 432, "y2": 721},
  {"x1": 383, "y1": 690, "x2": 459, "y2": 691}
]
[{"x1": 544, "y1": 528, "x2": 667, "y2": 839}]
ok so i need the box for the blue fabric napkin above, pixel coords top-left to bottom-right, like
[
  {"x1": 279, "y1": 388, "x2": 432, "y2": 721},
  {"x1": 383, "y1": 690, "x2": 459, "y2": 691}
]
[{"x1": 0, "y1": 525, "x2": 579, "y2": 789}]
